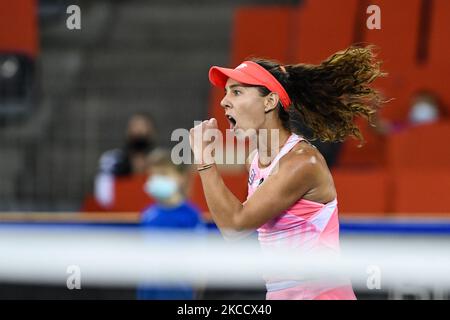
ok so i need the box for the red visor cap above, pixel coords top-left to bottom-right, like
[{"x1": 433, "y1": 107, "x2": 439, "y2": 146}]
[{"x1": 208, "y1": 61, "x2": 292, "y2": 109}]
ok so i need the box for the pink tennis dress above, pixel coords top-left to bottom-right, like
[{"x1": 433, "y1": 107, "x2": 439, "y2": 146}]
[{"x1": 247, "y1": 133, "x2": 356, "y2": 300}]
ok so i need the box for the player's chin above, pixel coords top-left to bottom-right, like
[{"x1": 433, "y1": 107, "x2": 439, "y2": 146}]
[{"x1": 233, "y1": 126, "x2": 256, "y2": 139}]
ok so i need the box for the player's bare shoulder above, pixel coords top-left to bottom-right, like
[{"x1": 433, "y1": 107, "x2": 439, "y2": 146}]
[{"x1": 278, "y1": 140, "x2": 327, "y2": 180}]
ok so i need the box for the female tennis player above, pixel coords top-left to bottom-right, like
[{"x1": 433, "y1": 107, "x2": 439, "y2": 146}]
[{"x1": 189, "y1": 46, "x2": 385, "y2": 300}]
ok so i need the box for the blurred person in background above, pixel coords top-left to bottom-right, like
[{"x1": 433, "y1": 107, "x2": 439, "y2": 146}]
[
  {"x1": 373, "y1": 91, "x2": 445, "y2": 135},
  {"x1": 94, "y1": 112, "x2": 157, "y2": 208},
  {"x1": 137, "y1": 148, "x2": 206, "y2": 300},
  {"x1": 407, "y1": 91, "x2": 443, "y2": 126}
]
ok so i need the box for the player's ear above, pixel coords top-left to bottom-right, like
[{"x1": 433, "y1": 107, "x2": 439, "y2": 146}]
[{"x1": 264, "y1": 92, "x2": 280, "y2": 113}]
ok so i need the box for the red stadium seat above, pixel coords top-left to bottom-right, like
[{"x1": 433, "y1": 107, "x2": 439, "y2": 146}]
[
  {"x1": 82, "y1": 175, "x2": 155, "y2": 213},
  {"x1": 111, "y1": 175, "x2": 155, "y2": 212},
  {"x1": 392, "y1": 169, "x2": 450, "y2": 214},
  {"x1": 294, "y1": 0, "x2": 389, "y2": 168},
  {"x1": 81, "y1": 194, "x2": 106, "y2": 212},
  {"x1": 419, "y1": 0, "x2": 450, "y2": 115},
  {"x1": 331, "y1": 168, "x2": 389, "y2": 215},
  {"x1": 231, "y1": 6, "x2": 293, "y2": 65},
  {"x1": 428, "y1": 0, "x2": 450, "y2": 67},
  {"x1": 294, "y1": 0, "x2": 359, "y2": 64},
  {"x1": 188, "y1": 174, "x2": 209, "y2": 214},
  {"x1": 0, "y1": 0, "x2": 38, "y2": 57},
  {"x1": 387, "y1": 122, "x2": 450, "y2": 214},
  {"x1": 337, "y1": 117, "x2": 388, "y2": 168},
  {"x1": 387, "y1": 122, "x2": 450, "y2": 171},
  {"x1": 188, "y1": 169, "x2": 248, "y2": 220},
  {"x1": 362, "y1": 0, "x2": 423, "y2": 122}
]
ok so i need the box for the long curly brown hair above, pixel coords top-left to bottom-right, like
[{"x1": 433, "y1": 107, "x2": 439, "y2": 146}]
[{"x1": 252, "y1": 46, "x2": 387, "y2": 144}]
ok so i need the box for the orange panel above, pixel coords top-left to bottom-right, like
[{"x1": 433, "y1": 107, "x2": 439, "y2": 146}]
[
  {"x1": 337, "y1": 117, "x2": 388, "y2": 168},
  {"x1": 428, "y1": 0, "x2": 450, "y2": 67},
  {"x1": 419, "y1": 0, "x2": 450, "y2": 115},
  {"x1": 362, "y1": 0, "x2": 422, "y2": 122},
  {"x1": 80, "y1": 194, "x2": 106, "y2": 212},
  {"x1": 188, "y1": 170, "x2": 248, "y2": 219},
  {"x1": 222, "y1": 170, "x2": 249, "y2": 203},
  {"x1": 188, "y1": 174, "x2": 209, "y2": 214},
  {"x1": 231, "y1": 6, "x2": 293, "y2": 65},
  {"x1": 294, "y1": 0, "x2": 359, "y2": 63},
  {"x1": 387, "y1": 122, "x2": 450, "y2": 171},
  {"x1": 392, "y1": 169, "x2": 450, "y2": 214},
  {"x1": 0, "y1": 0, "x2": 38, "y2": 57},
  {"x1": 332, "y1": 168, "x2": 389, "y2": 215},
  {"x1": 112, "y1": 175, "x2": 155, "y2": 212}
]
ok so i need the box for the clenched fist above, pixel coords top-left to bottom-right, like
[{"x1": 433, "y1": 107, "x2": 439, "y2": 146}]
[{"x1": 189, "y1": 118, "x2": 219, "y2": 165}]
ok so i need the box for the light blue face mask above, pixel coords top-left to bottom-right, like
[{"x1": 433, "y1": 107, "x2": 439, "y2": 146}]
[
  {"x1": 409, "y1": 102, "x2": 439, "y2": 125},
  {"x1": 144, "y1": 175, "x2": 178, "y2": 200}
]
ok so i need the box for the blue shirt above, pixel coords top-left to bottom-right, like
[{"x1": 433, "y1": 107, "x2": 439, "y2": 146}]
[
  {"x1": 137, "y1": 200, "x2": 205, "y2": 300},
  {"x1": 141, "y1": 201, "x2": 204, "y2": 231}
]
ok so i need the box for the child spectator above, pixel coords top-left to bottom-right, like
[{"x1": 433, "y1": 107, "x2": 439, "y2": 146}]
[{"x1": 137, "y1": 148, "x2": 205, "y2": 300}]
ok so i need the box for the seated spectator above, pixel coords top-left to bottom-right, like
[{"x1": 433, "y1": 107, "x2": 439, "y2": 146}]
[
  {"x1": 374, "y1": 91, "x2": 446, "y2": 135},
  {"x1": 94, "y1": 112, "x2": 157, "y2": 208},
  {"x1": 137, "y1": 148, "x2": 206, "y2": 300},
  {"x1": 408, "y1": 91, "x2": 442, "y2": 126}
]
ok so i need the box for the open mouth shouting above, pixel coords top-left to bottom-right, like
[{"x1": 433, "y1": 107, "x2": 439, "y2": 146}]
[{"x1": 226, "y1": 114, "x2": 237, "y2": 130}]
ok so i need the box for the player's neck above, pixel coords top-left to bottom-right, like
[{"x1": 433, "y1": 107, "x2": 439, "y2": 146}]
[{"x1": 257, "y1": 126, "x2": 291, "y2": 168}]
